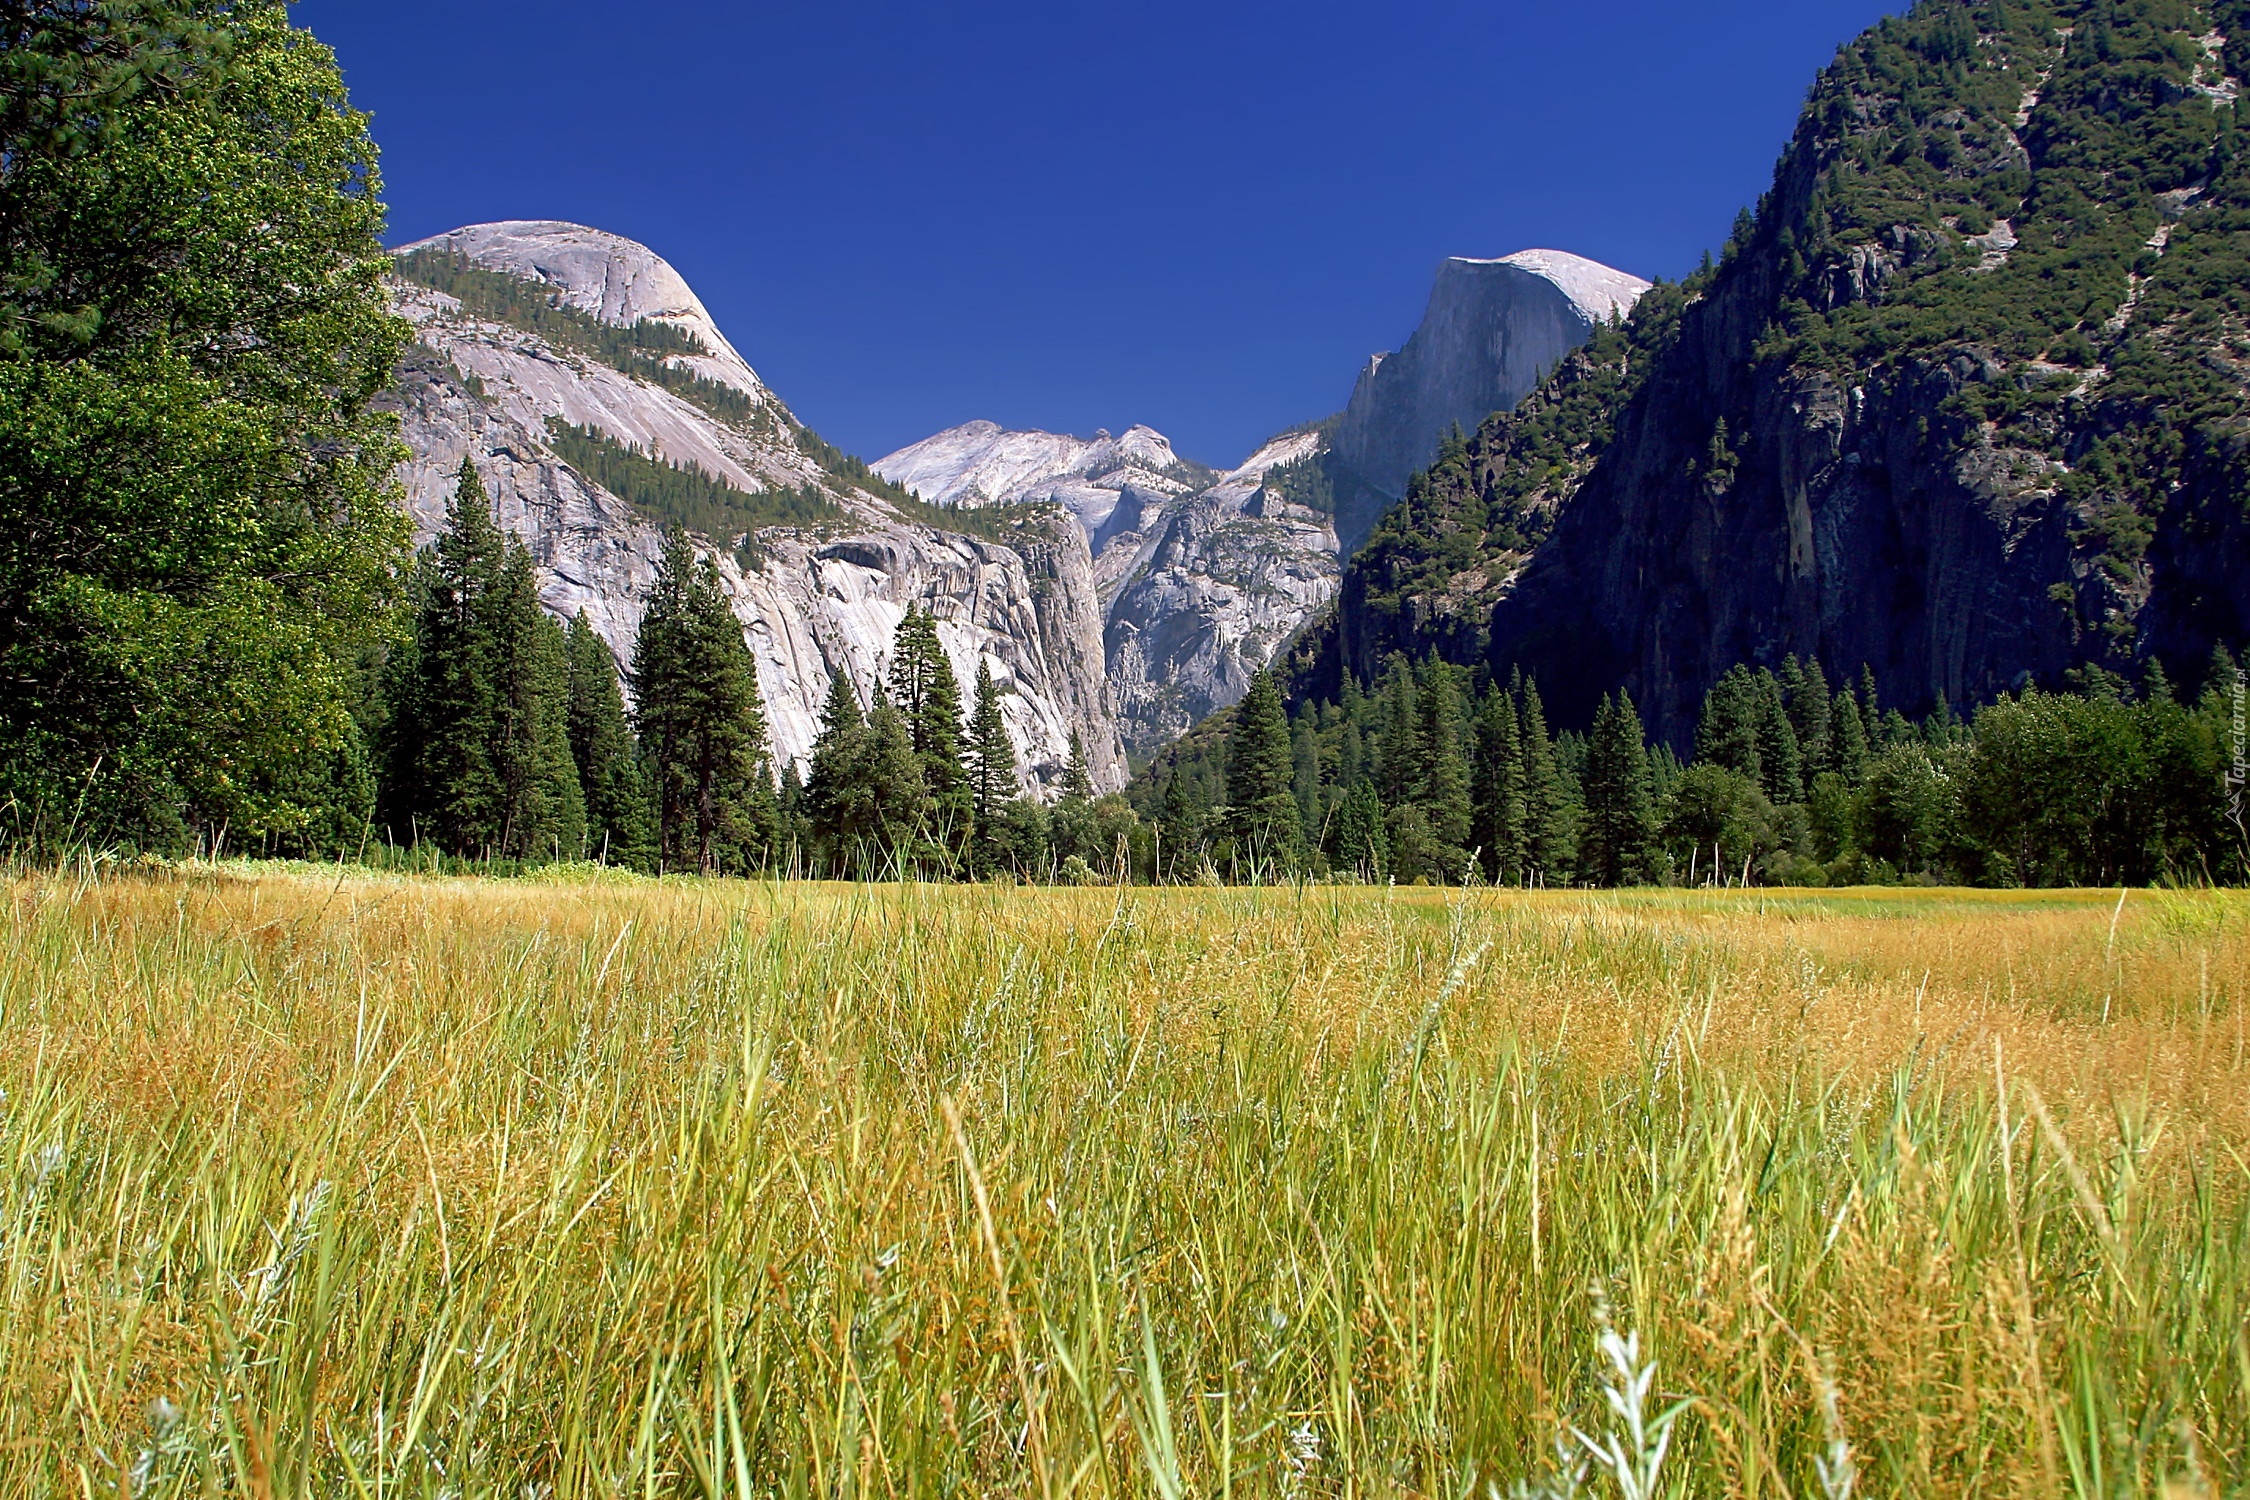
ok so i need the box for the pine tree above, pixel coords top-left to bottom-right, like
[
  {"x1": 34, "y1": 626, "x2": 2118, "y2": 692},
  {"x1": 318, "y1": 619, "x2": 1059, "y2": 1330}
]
[
  {"x1": 1293, "y1": 715, "x2": 1323, "y2": 843},
  {"x1": 864, "y1": 695, "x2": 931, "y2": 870},
  {"x1": 1157, "y1": 765, "x2": 1202, "y2": 881},
  {"x1": 1519, "y1": 678, "x2": 1573, "y2": 885},
  {"x1": 1417, "y1": 663, "x2": 1473, "y2": 877},
  {"x1": 888, "y1": 607, "x2": 969, "y2": 847},
  {"x1": 1375, "y1": 658, "x2": 1420, "y2": 808},
  {"x1": 1751, "y1": 669, "x2": 1805, "y2": 804},
  {"x1": 1832, "y1": 688, "x2": 1871, "y2": 782},
  {"x1": 1781, "y1": 655, "x2": 1834, "y2": 779},
  {"x1": 486, "y1": 545, "x2": 585, "y2": 861},
  {"x1": 1580, "y1": 691, "x2": 1659, "y2": 887},
  {"x1": 564, "y1": 612, "x2": 649, "y2": 865},
  {"x1": 1051, "y1": 731, "x2": 1097, "y2": 868},
  {"x1": 806, "y1": 669, "x2": 873, "y2": 872},
  {"x1": 631, "y1": 532, "x2": 775, "y2": 875},
  {"x1": 966, "y1": 659, "x2": 1017, "y2": 876},
  {"x1": 1332, "y1": 784, "x2": 1389, "y2": 880},
  {"x1": 389, "y1": 458, "x2": 507, "y2": 853},
  {"x1": 1696, "y1": 665, "x2": 1765, "y2": 786},
  {"x1": 1472, "y1": 689, "x2": 1527, "y2": 884},
  {"x1": 1225, "y1": 670, "x2": 1303, "y2": 874}
]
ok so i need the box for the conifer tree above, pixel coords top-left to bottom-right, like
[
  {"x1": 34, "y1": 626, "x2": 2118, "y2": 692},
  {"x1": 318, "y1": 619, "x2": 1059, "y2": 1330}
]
[
  {"x1": 1784, "y1": 655, "x2": 1835, "y2": 778},
  {"x1": 564, "y1": 612, "x2": 648, "y2": 865},
  {"x1": 632, "y1": 532, "x2": 775, "y2": 876},
  {"x1": 1157, "y1": 766, "x2": 1202, "y2": 881},
  {"x1": 1472, "y1": 689, "x2": 1527, "y2": 884},
  {"x1": 1417, "y1": 663, "x2": 1473, "y2": 876},
  {"x1": 864, "y1": 695, "x2": 931, "y2": 869},
  {"x1": 966, "y1": 659, "x2": 1018, "y2": 876},
  {"x1": 1051, "y1": 731, "x2": 1097, "y2": 867},
  {"x1": 1376, "y1": 658, "x2": 1420, "y2": 808},
  {"x1": 806, "y1": 670, "x2": 872, "y2": 872},
  {"x1": 1751, "y1": 669, "x2": 1805, "y2": 804},
  {"x1": 487, "y1": 545, "x2": 585, "y2": 861},
  {"x1": 888, "y1": 607, "x2": 969, "y2": 844},
  {"x1": 387, "y1": 458, "x2": 507, "y2": 852},
  {"x1": 1332, "y1": 784, "x2": 1388, "y2": 880},
  {"x1": 1225, "y1": 670, "x2": 1303, "y2": 873},
  {"x1": 1696, "y1": 665, "x2": 1765, "y2": 786},
  {"x1": 1580, "y1": 691, "x2": 1659, "y2": 887},
  {"x1": 1518, "y1": 678, "x2": 1574, "y2": 884},
  {"x1": 1832, "y1": 688, "x2": 1871, "y2": 782},
  {"x1": 1293, "y1": 715, "x2": 1323, "y2": 844}
]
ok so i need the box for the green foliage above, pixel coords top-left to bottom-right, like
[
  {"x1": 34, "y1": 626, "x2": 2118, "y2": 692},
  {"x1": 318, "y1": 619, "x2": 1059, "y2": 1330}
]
[
  {"x1": 564, "y1": 612, "x2": 651, "y2": 867},
  {"x1": 0, "y1": 0, "x2": 410, "y2": 850},
  {"x1": 380, "y1": 462, "x2": 583, "y2": 861},
  {"x1": 631, "y1": 532, "x2": 776, "y2": 875},
  {"x1": 804, "y1": 669, "x2": 929, "y2": 876},
  {"x1": 392, "y1": 249, "x2": 767, "y2": 428},
  {"x1": 545, "y1": 422, "x2": 844, "y2": 543},
  {"x1": 1581, "y1": 691, "x2": 1661, "y2": 887},
  {"x1": 1224, "y1": 671, "x2": 1303, "y2": 874},
  {"x1": 965, "y1": 659, "x2": 1019, "y2": 877},
  {"x1": 889, "y1": 607, "x2": 969, "y2": 846}
]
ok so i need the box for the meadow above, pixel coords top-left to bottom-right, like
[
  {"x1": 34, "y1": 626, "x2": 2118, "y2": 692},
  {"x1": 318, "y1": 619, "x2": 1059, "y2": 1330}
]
[{"x1": 2, "y1": 865, "x2": 2246, "y2": 1497}]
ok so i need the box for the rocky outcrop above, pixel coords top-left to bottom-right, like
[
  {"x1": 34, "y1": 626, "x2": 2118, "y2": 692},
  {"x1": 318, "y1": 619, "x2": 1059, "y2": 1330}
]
[
  {"x1": 383, "y1": 222, "x2": 1127, "y2": 792},
  {"x1": 1287, "y1": 0, "x2": 2250, "y2": 744},
  {"x1": 1329, "y1": 251, "x2": 1650, "y2": 553},
  {"x1": 878, "y1": 423, "x2": 1340, "y2": 753}
]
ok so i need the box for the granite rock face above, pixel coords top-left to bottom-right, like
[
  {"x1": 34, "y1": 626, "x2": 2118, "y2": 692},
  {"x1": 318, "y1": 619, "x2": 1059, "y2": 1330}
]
[
  {"x1": 877, "y1": 423, "x2": 1340, "y2": 753},
  {"x1": 1329, "y1": 250, "x2": 1650, "y2": 553},
  {"x1": 383, "y1": 222, "x2": 1127, "y2": 793}
]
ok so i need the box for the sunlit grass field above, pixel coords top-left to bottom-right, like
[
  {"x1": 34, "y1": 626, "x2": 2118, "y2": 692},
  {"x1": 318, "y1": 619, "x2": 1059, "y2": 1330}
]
[{"x1": 4, "y1": 865, "x2": 2247, "y2": 1497}]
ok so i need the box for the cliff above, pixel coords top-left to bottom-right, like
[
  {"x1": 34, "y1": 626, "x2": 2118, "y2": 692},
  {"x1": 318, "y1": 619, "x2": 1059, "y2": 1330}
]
[
  {"x1": 1287, "y1": 0, "x2": 2250, "y2": 743},
  {"x1": 878, "y1": 423, "x2": 1340, "y2": 753},
  {"x1": 383, "y1": 222, "x2": 1128, "y2": 792},
  {"x1": 1328, "y1": 250, "x2": 1650, "y2": 553}
]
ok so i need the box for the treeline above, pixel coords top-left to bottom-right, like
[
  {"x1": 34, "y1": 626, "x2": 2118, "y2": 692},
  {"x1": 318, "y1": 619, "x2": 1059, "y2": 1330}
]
[
  {"x1": 293, "y1": 461, "x2": 1134, "y2": 879},
  {"x1": 1132, "y1": 652, "x2": 2245, "y2": 888}
]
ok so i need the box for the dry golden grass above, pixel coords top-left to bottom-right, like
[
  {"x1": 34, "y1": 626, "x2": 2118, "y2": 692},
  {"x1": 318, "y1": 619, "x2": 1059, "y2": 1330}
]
[{"x1": 1, "y1": 865, "x2": 2244, "y2": 1497}]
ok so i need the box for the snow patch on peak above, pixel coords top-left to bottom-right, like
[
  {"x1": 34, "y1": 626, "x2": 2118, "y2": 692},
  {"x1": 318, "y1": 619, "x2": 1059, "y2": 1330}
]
[
  {"x1": 876, "y1": 422, "x2": 1099, "y2": 507},
  {"x1": 1451, "y1": 249, "x2": 1653, "y2": 325},
  {"x1": 395, "y1": 220, "x2": 764, "y2": 397}
]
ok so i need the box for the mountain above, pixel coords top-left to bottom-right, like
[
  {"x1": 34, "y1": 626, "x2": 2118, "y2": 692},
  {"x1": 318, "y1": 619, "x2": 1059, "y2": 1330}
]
[
  {"x1": 382, "y1": 221, "x2": 1128, "y2": 792},
  {"x1": 874, "y1": 249, "x2": 1647, "y2": 752},
  {"x1": 1327, "y1": 251, "x2": 1652, "y2": 552},
  {"x1": 877, "y1": 422, "x2": 1341, "y2": 753},
  {"x1": 1285, "y1": 0, "x2": 2250, "y2": 742}
]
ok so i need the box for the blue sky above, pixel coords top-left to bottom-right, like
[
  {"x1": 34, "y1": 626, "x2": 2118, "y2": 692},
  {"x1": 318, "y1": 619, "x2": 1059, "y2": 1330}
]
[{"x1": 300, "y1": 0, "x2": 1900, "y2": 468}]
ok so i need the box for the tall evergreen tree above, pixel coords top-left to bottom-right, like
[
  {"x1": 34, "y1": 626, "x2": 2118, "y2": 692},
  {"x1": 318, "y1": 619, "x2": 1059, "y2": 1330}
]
[
  {"x1": 888, "y1": 607, "x2": 968, "y2": 843},
  {"x1": 1695, "y1": 665, "x2": 1765, "y2": 787},
  {"x1": 564, "y1": 612, "x2": 649, "y2": 865},
  {"x1": 1332, "y1": 784, "x2": 1389, "y2": 881},
  {"x1": 864, "y1": 695, "x2": 931, "y2": 870},
  {"x1": 1519, "y1": 679, "x2": 1574, "y2": 885},
  {"x1": 1783, "y1": 655, "x2": 1835, "y2": 779},
  {"x1": 1832, "y1": 688, "x2": 1871, "y2": 783},
  {"x1": 1225, "y1": 670, "x2": 1303, "y2": 872},
  {"x1": 1293, "y1": 715, "x2": 1324, "y2": 844},
  {"x1": 1051, "y1": 730, "x2": 1097, "y2": 868},
  {"x1": 1580, "y1": 691, "x2": 1659, "y2": 887},
  {"x1": 805, "y1": 671, "x2": 872, "y2": 871},
  {"x1": 1472, "y1": 689, "x2": 1527, "y2": 884},
  {"x1": 486, "y1": 545, "x2": 585, "y2": 861},
  {"x1": 1417, "y1": 663, "x2": 1473, "y2": 875},
  {"x1": 1751, "y1": 669, "x2": 1805, "y2": 804},
  {"x1": 1375, "y1": 658, "x2": 1420, "y2": 808},
  {"x1": 966, "y1": 659, "x2": 1018, "y2": 876},
  {"x1": 632, "y1": 532, "x2": 775, "y2": 875},
  {"x1": 387, "y1": 459, "x2": 507, "y2": 851}
]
